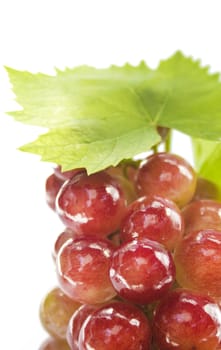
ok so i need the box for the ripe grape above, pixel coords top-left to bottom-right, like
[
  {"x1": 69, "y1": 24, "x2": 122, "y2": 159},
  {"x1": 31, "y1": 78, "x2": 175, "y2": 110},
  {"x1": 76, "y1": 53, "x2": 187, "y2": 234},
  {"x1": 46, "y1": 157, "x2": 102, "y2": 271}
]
[
  {"x1": 39, "y1": 287, "x2": 81, "y2": 339},
  {"x1": 39, "y1": 338, "x2": 70, "y2": 350},
  {"x1": 152, "y1": 288, "x2": 221, "y2": 350},
  {"x1": 67, "y1": 304, "x2": 98, "y2": 350},
  {"x1": 53, "y1": 228, "x2": 77, "y2": 260},
  {"x1": 182, "y1": 199, "x2": 221, "y2": 235},
  {"x1": 56, "y1": 237, "x2": 117, "y2": 304},
  {"x1": 56, "y1": 171, "x2": 127, "y2": 237},
  {"x1": 109, "y1": 238, "x2": 175, "y2": 304},
  {"x1": 78, "y1": 301, "x2": 152, "y2": 350},
  {"x1": 120, "y1": 195, "x2": 184, "y2": 251},
  {"x1": 45, "y1": 173, "x2": 64, "y2": 210},
  {"x1": 54, "y1": 166, "x2": 86, "y2": 181},
  {"x1": 174, "y1": 229, "x2": 221, "y2": 300},
  {"x1": 135, "y1": 152, "x2": 197, "y2": 207},
  {"x1": 39, "y1": 149, "x2": 221, "y2": 349}
]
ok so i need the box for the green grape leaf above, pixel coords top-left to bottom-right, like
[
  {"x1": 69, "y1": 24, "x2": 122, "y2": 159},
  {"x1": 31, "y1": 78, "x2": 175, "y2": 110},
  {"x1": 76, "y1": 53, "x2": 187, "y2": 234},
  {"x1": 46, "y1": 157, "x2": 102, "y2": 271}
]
[
  {"x1": 20, "y1": 126, "x2": 159, "y2": 174},
  {"x1": 193, "y1": 138, "x2": 221, "y2": 199},
  {"x1": 5, "y1": 51, "x2": 221, "y2": 173}
]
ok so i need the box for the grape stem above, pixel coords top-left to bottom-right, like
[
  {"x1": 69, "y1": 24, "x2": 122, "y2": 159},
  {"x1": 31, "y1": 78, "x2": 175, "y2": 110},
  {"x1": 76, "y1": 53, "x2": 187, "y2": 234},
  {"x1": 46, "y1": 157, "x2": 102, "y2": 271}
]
[
  {"x1": 165, "y1": 129, "x2": 172, "y2": 153},
  {"x1": 152, "y1": 144, "x2": 158, "y2": 154}
]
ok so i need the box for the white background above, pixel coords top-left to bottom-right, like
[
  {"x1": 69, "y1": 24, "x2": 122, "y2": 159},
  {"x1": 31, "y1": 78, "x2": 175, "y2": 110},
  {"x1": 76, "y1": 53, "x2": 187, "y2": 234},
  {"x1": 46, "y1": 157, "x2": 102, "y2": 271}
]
[{"x1": 0, "y1": 1, "x2": 221, "y2": 349}]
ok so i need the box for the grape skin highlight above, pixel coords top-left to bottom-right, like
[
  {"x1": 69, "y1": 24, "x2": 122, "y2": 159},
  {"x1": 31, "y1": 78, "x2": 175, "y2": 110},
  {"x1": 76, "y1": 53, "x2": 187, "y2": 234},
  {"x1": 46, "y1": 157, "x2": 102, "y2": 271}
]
[{"x1": 39, "y1": 151, "x2": 221, "y2": 349}]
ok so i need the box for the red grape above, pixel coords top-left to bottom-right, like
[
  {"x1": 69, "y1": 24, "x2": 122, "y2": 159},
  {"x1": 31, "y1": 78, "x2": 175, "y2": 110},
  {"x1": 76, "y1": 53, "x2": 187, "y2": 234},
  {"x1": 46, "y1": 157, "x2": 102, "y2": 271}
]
[
  {"x1": 78, "y1": 301, "x2": 152, "y2": 350},
  {"x1": 40, "y1": 150, "x2": 221, "y2": 349},
  {"x1": 56, "y1": 237, "x2": 116, "y2": 304},
  {"x1": 39, "y1": 287, "x2": 81, "y2": 339},
  {"x1": 182, "y1": 199, "x2": 221, "y2": 235},
  {"x1": 120, "y1": 195, "x2": 184, "y2": 251},
  {"x1": 152, "y1": 288, "x2": 221, "y2": 350},
  {"x1": 46, "y1": 167, "x2": 87, "y2": 210},
  {"x1": 53, "y1": 228, "x2": 77, "y2": 260},
  {"x1": 54, "y1": 166, "x2": 86, "y2": 181},
  {"x1": 135, "y1": 152, "x2": 197, "y2": 207},
  {"x1": 109, "y1": 238, "x2": 175, "y2": 304},
  {"x1": 56, "y1": 171, "x2": 127, "y2": 237},
  {"x1": 67, "y1": 304, "x2": 98, "y2": 350},
  {"x1": 174, "y1": 229, "x2": 221, "y2": 300},
  {"x1": 45, "y1": 173, "x2": 64, "y2": 210}
]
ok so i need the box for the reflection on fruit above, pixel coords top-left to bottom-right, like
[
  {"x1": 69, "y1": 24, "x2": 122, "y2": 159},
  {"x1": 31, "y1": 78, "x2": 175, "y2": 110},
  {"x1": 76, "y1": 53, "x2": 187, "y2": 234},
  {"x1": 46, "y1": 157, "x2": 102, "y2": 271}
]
[
  {"x1": 174, "y1": 229, "x2": 221, "y2": 300},
  {"x1": 135, "y1": 152, "x2": 197, "y2": 207},
  {"x1": 56, "y1": 171, "x2": 127, "y2": 237},
  {"x1": 39, "y1": 151, "x2": 221, "y2": 349},
  {"x1": 56, "y1": 237, "x2": 117, "y2": 304},
  {"x1": 78, "y1": 301, "x2": 152, "y2": 350},
  {"x1": 120, "y1": 195, "x2": 184, "y2": 251},
  {"x1": 152, "y1": 288, "x2": 221, "y2": 350}
]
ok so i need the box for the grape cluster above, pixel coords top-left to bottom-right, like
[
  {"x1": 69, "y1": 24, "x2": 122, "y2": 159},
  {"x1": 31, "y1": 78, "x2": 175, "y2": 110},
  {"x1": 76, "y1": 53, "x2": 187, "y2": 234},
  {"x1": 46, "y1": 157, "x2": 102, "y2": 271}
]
[{"x1": 39, "y1": 152, "x2": 221, "y2": 350}]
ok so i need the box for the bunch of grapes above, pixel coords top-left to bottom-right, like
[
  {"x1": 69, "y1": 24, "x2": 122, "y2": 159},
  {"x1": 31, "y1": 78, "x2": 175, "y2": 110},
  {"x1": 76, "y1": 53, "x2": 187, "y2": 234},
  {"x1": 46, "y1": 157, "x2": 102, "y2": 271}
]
[{"x1": 39, "y1": 150, "x2": 221, "y2": 350}]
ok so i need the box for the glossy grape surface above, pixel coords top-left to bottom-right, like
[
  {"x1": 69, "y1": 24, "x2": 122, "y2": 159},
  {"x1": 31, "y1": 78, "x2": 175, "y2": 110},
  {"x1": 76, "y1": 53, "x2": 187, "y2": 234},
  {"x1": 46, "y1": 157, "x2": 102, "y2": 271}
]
[
  {"x1": 45, "y1": 173, "x2": 64, "y2": 210},
  {"x1": 182, "y1": 199, "x2": 221, "y2": 235},
  {"x1": 174, "y1": 229, "x2": 221, "y2": 300},
  {"x1": 136, "y1": 152, "x2": 197, "y2": 207},
  {"x1": 54, "y1": 166, "x2": 86, "y2": 181},
  {"x1": 56, "y1": 237, "x2": 116, "y2": 304},
  {"x1": 53, "y1": 228, "x2": 77, "y2": 260},
  {"x1": 67, "y1": 304, "x2": 98, "y2": 350},
  {"x1": 78, "y1": 301, "x2": 151, "y2": 350},
  {"x1": 40, "y1": 153, "x2": 221, "y2": 349},
  {"x1": 56, "y1": 171, "x2": 127, "y2": 237},
  {"x1": 109, "y1": 238, "x2": 175, "y2": 304},
  {"x1": 39, "y1": 287, "x2": 81, "y2": 339},
  {"x1": 120, "y1": 195, "x2": 184, "y2": 251},
  {"x1": 152, "y1": 288, "x2": 221, "y2": 350}
]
